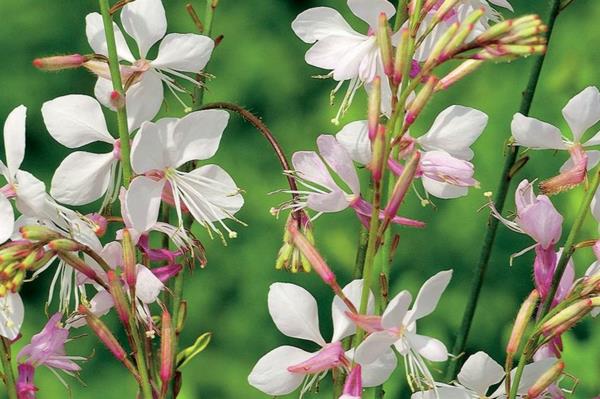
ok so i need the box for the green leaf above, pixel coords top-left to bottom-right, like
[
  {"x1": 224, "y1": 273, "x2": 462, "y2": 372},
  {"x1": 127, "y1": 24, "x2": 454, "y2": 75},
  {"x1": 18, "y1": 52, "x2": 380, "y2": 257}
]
[{"x1": 176, "y1": 332, "x2": 212, "y2": 369}]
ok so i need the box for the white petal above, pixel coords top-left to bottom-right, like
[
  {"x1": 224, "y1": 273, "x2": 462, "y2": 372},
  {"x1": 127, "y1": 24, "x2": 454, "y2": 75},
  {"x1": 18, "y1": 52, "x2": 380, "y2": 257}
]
[
  {"x1": 332, "y1": 36, "x2": 378, "y2": 81},
  {"x1": 562, "y1": 86, "x2": 600, "y2": 141},
  {"x1": 268, "y1": 283, "x2": 326, "y2": 346},
  {"x1": 125, "y1": 176, "x2": 165, "y2": 232},
  {"x1": 135, "y1": 265, "x2": 164, "y2": 303},
  {"x1": 418, "y1": 106, "x2": 489, "y2": 160},
  {"x1": 130, "y1": 121, "x2": 171, "y2": 173},
  {"x1": 170, "y1": 109, "x2": 229, "y2": 167},
  {"x1": 359, "y1": 347, "x2": 398, "y2": 387},
  {"x1": 492, "y1": 358, "x2": 557, "y2": 397},
  {"x1": 347, "y1": 0, "x2": 396, "y2": 28},
  {"x1": 292, "y1": 7, "x2": 357, "y2": 43},
  {"x1": 0, "y1": 293, "x2": 24, "y2": 340},
  {"x1": 0, "y1": 195, "x2": 14, "y2": 244},
  {"x1": 121, "y1": 0, "x2": 166, "y2": 58},
  {"x1": 152, "y1": 34, "x2": 214, "y2": 73},
  {"x1": 50, "y1": 152, "x2": 115, "y2": 206},
  {"x1": 317, "y1": 135, "x2": 360, "y2": 195},
  {"x1": 583, "y1": 130, "x2": 600, "y2": 147},
  {"x1": 305, "y1": 34, "x2": 370, "y2": 79},
  {"x1": 85, "y1": 13, "x2": 135, "y2": 62},
  {"x1": 331, "y1": 279, "x2": 374, "y2": 342},
  {"x1": 488, "y1": 0, "x2": 514, "y2": 11},
  {"x1": 422, "y1": 176, "x2": 469, "y2": 199},
  {"x1": 405, "y1": 270, "x2": 452, "y2": 325},
  {"x1": 292, "y1": 151, "x2": 339, "y2": 192},
  {"x1": 355, "y1": 331, "x2": 398, "y2": 364},
  {"x1": 14, "y1": 171, "x2": 47, "y2": 216},
  {"x1": 248, "y1": 346, "x2": 314, "y2": 396},
  {"x1": 125, "y1": 71, "x2": 164, "y2": 132},
  {"x1": 382, "y1": 290, "x2": 412, "y2": 329},
  {"x1": 3, "y1": 105, "x2": 27, "y2": 178},
  {"x1": 336, "y1": 120, "x2": 371, "y2": 165},
  {"x1": 411, "y1": 387, "x2": 471, "y2": 399},
  {"x1": 42, "y1": 95, "x2": 113, "y2": 148},
  {"x1": 457, "y1": 351, "x2": 504, "y2": 395},
  {"x1": 405, "y1": 332, "x2": 448, "y2": 362},
  {"x1": 510, "y1": 113, "x2": 566, "y2": 150}
]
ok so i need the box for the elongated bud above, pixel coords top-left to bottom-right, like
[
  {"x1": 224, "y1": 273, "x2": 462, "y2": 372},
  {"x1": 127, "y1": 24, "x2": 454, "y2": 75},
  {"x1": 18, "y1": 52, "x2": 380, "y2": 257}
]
[
  {"x1": 0, "y1": 244, "x2": 32, "y2": 264},
  {"x1": 499, "y1": 25, "x2": 548, "y2": 45},
  {"x1": 405, "y1": 76, "x2": 438, "y2": 126},
  {"x1": 122, "y1": 229, "x2": 137, "y2": 288},
  {"x1": 430, "y1": 0, "x2": 460, "y2": 26},
  {"x1": 527, "y1": 360, "x2": 565, "y2": 398},
  {"x1": 381, "y1": 152, "x2": 420, "y2": 233},
  {"x1": 377, "y1": 14, "x2": 393, "y2": 77},
  {"x1": 58, "y1": 252, "x2": 107, "y2": 290},
  {"x1": 20, "y1": 248, "x2": 53, "y2": 272},
  {"x1": 507, "y1": 290, "x2": 539, "y2": 355},
  {"x1": 423, "y1": 22, "x2": 459, "y2": 70},
  {"x1": 475, "y1": 44, "x2": 546, "y2": 60},
  {"x1": 176, "y1": 300, "x2": 187, "y2": 335},
  {"x1": 288, "y1": 223, "x2": 336, "y2": 286},
  {"x1": 79, "y1": 305, "x2": 127, "y2": 362},
  {"x1": 541, "y1": 298, "x2": 593, "y2": 335},
  {"x1": 33, "y1": 54, "x2": 88, "y2": 71},
  {"x1": 368, "y1": 76, "x2": 381, "y2": 141},
  {"x1": 369, "y1": 125, "x2": 386, "y2": 182},
  {"x1": 176, "y1": 332, "x2": 212, "y2": 369},
  {"x1": 435, "y1": 60, "x2": 483, "y2": 91},
  {"x1": 160, "y1": 309, "x2": 174, "y2": 385},
  {"x1": 442, "y1": 8, "x2": 485, "y2": 58},
  {"x1": 19, "y1": 225, "x2": 61, "y2": 241},
  {"x1": 393, "y1": 28, "x2": 410, "y2": 85},
  {"x1": 47, "y1": 239, "x2": 82, "y2": 252},
  {"x1": 340, "y1": 365, "x2": 362, "y2": 399},
  {"x1": 107, "y1": 271, "x2": 130, "y2": 328}
]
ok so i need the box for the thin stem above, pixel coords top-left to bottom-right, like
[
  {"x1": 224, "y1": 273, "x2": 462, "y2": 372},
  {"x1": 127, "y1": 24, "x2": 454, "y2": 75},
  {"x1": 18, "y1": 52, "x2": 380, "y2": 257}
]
[
  {"x1": 130, "y1": 319, "x2": 154, "y2": 399},
  {"x1": 508, "y1": 352, "x2": 528, "y2": 399},
  {"x1": 444, "y1": 0, "x2": 563, "y2": 381},
  {"x1": 0, "y1": 338, "x2": 17, "y2": 399},
  {"x1": 193, "y1": 0, "x2": 219, "y2": 107},
  {"x1": 98, "y1": 0, "x2": 133, "y2": 186},
  {"x1": 394, "y1": 0, "x2": 409, "y2": 31}
]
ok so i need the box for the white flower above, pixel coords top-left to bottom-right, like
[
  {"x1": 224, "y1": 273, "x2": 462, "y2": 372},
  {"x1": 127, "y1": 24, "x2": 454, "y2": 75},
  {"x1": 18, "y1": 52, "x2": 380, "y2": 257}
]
[
  {"x1": 355, "y1": 270, "x2": 452, "y2": 391},
  {"x1": 125, "y1": 110, "x2": 244, "y2": 240},
  {"x1": 86, "y1": 0, "x2": 214, "y2": 130},
  {"x1": 0, "y1": 292, "x2": 24, "y2": 340},
  {"x1": 248, "y1": 280, "x2": 396, "y2": 396}
]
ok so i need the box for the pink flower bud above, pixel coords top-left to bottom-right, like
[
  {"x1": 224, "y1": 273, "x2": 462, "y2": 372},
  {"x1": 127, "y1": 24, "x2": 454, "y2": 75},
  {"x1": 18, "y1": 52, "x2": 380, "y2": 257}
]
[
  {"x1": 368, "y1": 77, "x2": 381, "y2": 141},
  {"x1": 436, "y1": 60, "x2": 483, "y2": 91},
  {"x1": 287, "y1": 342, "x2": 345, "y2": 374},
  {"x1": 122, "y1": 229, "x2": 137, "y2": 289},
  {"x1": 19, "y1": 226, "x2": 60, "y2": 242},
  {"x1": 340, "y1": 364, "x2": 362, "y2": 399},
  {"x1": 368, "y1": 125, "x2": 386, "y2": 182},
  {"x1": 160, "y1": 309, "x2": 174, "y2": 385},
  {"x1": 344, "y1": 312, "x2": 384, "y2": 333},
  {"x1": 382, "y1": 152, "x2": 420, "y2": 232},
  {"x1": 527, "y1": 360, "x2": 564, "y2": 399},
  {"x1": 47, "y1": 239, "x2": 82, "y2": 252},
  {"x1": 507, "y1": 290, "x2": 539, "y2": 355},
  {"x1": 107, "y1": 271, "x2": 130, "y2": 328},
  {"x1": 376, "y1": 14, "x2": 393, "y2": 78},
  {"x1": 393, "y1": 28, "x2": 410, "y2": 86},
  {"x1": 541, "y1": 299, "x2": 593, "y2": 335},
  {"x1": 405, "y1": 77, "x2": 438, "y2": 127},
  {"x1": 79, "y1": 305, "x2": 127, "y2": 362},
  {"x1": 33, "y1": 54, "x2": 87, "y2": 71}
]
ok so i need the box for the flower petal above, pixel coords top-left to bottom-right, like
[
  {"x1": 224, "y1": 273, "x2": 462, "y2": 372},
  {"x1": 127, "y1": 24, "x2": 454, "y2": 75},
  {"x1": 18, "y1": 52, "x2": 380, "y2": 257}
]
[
  {"x1": 404, "y1": 270, "x2": 452, "y2": 325},
  {"x1": 135, "y1": 265, "x2": 164, "y2": 303},
  {"x1": 3, "y1": 105, "x2": 27, "y2": 178},
  {"x1": 331, "y1": 279, "x2": 374, "y2": 342},
  {"x1": 411, "y1": 387, "x2": 471, "y2": 399},
  {"x1": 347, "y1": 0, "x2": 396, "y2": 28},
  {"x1": 50, "y1": 152, "x2": 115, "y2": 206},
  {"x1": 121, "y1": 0, "x2": 166, "y2": 58},
  {"x1": 418, "y1": 106, "x2": 488, "y2": 160},
  {"x1": 317, "y1": 135, "x2": 360, "y2": 195},
  {"x1": 355, "y1": 331, "x2": 398, "y2": 364},
  {"x1": 125, "y1": 176, "x2": 165, "y2": 232},
  {"x1": 131, "y1": 121, "x2": 171, "y2": 173},
  {"x1": 422, "y1": 176, "x2": 469, "y2": 199},
  {"x1": 0, "y1": 194, "x2": 14, "y2": 244},
  {"x1": 488, "y1": 0, "x2": 514, "y2": 11},
  {"x1": 336, "y1": 120, "x2": 372, "y2": 165},
  {"x1": 248, "y1": 346, "x2": 314, "y2": 396},
  {"x1": 511, "y1": 113, "x2": 566, "y2": 150},
  {"x1": 358, "y1": 347, "x2": 397, "y2": 387},
  {"x1": 0, "y1": 293, "x2": 24, "y2": 340},
  {"x1": 562, "y1": 86, "x2": 600, "y2": 141},
  {"x1": 42, "y1": 95, "x2": 113, "y2": 148},
  {"x1": 405, "y1": 332, "x2": 448, "y2": 362},
  {"x1": 457, "y1": 351, "x2": 504, "y2": 395},
  {"x1": 305, "y1": 35, "x2": 371, "y2": 80},
  {"x1": 292, "y1": 7, "x2": 357, "y2": 43},
  {"x1": 152, "y1": 33, "x2": 214, "y2": 73},
  {"x1": 14, "y1": 171, "x2": 47, "y2": 217},
  {"x1": 268, "y1": 283, "x2": 326, "y2": 346},
  {"x1": 85, "y1": 13, "x2": 135, "y2": 62},
  {"x1": 559, "y1": 149, "x2": 600, "y2": 172},
  {"x1": 125, "y1": 71, "x2": 164, "y2": 132},
  {"x1": 382, "y1": 290, "x2": 412, "y2": 329},
  {"x1": 492, "y1": 358, "x2": 557, "y2": 397}
]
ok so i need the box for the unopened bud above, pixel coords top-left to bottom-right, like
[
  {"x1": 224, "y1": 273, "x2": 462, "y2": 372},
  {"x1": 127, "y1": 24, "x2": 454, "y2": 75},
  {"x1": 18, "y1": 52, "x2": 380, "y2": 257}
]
[
  {"x1": 541, "y1": 298, "x2": 593, "y2": 335},
  {"x1": 507, "y1": 290, "x2": 539, "y2": 355},
  {"x1": 436, "y1": 60, "x2": 483, "y2": 91},
  {"x1": 393, "y1": 28, "x2": 410, "y2": 85},
  {"x1": 122, "y1": 229, "x2": 137, "y2": 289},
  {"x1": 430, "y1": 0, "x2": 460, "y2": 26},
  {"x1": 176, "y1": 300, "x2": 187, "y2": 334},
  {"x1": 33, "y1": 54, "x2": 87, "y2": 71},
  {"x1": 110, "y1": 91, "x2": 126, "y2": 110},
  {"x1": 160, "y1": 309, "x2": 174, "y2": 385},
  {"x1": 527, "y1": 360, "x2": 564, "y2": 398},
  {"x1": 341, "y1": 364, "x2": 362, "y2": 399},
  {"x1": 381, "y1": 152, "x2": 420, "y2": 233},
  {"x1": 0, "y1": 244, "x2": 31, "y2": 264},
  {"x1": 377, "y1": 14, "x2": 393, "y2": 77},
  {"x1": 499, "y1": 25, "x2": 548, "y2": 44},
  {"x1": 47, "y1": 239, "x2": 82, "y2": 252},
  {"x1": 19, "y1": 225, "x2": 61, "y2": 241},
  {"x1": 442, "y1": 8, "x2": 485, "y2": 58},
  {"x1": 107, "y1": 271, "x2": 130, "y2": 328},
  {"x1": 405, "y1": 76, "x2": 438, "y2": 126},
  {"x1": 423, "y1": 22, "x2": 459, "y2": 70},
  {"x1": 288, "y1": 223, "x2": 336, "y2": 286},
  {"x1": 368, "y1": 76, "x2": 381, "y2": 141},
  {"x1": 368, "y1": 125, "x2": 386, "y2": 182}
]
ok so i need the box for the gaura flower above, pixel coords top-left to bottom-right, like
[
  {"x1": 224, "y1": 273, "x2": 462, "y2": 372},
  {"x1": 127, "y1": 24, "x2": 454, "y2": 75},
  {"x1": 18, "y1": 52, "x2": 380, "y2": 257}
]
[
  {"x1": 354, "y1": 270, "x2": 452, "y2": 391},
  {"x1": 410, "y1": 351, "x2": 557, "y2": 399},
  {"x1": 125, "y1": 110, "x2": 244, "y2": 240},
  {"x1": 511, "y1": 87, "x2": 600, "y2": 194},
  {"x1": 86, "y1": 0, "x2": 214, "y2": 129},
  {"x1": 0, "y1": 292, "x2": 24, "y2": 340},
  {"x1": 248, "y1": 280, "x2": 396, "y2": 397}
]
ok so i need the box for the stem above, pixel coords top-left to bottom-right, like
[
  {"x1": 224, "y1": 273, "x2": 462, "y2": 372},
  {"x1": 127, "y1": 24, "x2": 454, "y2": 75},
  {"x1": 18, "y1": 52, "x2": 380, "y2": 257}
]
[
  {"x1": 130, "y1": 320, "x2": 154, "y2": 399},
  {"x1": 98, "y1": 0, "x2": 133, "y2": 186},
  {"x1": 444, "y1": 0, "x2": 562, "y2": 381},
  {"x1": 508, "y1": 352, "x2": 528, "y2": 399},
  {"x1": 394, "y1": 0, "x2": 409, "y2": 31},
  {"x1": 193, "y1": 0, "x2": 219, "y2": 107},
  {"x1": 0, "y1": 338, "x2": 17, "y2": 399}
]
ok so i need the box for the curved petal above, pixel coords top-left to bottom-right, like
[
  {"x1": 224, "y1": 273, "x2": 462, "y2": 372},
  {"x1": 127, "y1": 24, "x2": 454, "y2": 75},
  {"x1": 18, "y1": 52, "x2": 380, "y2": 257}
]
[
  {"x1": 359, "y1": 347, "x2": 398, "y2": 387},
  {"x1": 0, "y1": 293, "x2": 24, "y2": 340},
  {"x1": 130, "y1": 121, "x2": 170, "y2": 173},
  {"x1": 562, "y1": 86, "x2": 600, "y2": 141},
  {"x1": 317, "y1": 135, "x2": 360, "y2": 195},
  {"x1": 411, "y1": 387, "x2": 471, "y2": 399},
  {"x1": 14, "y1": 171, "x2": 47, "y2": 217},
  {"x1": 331, "y1": 279, "x2": 374, "y2": 342},
  {"x1": 125, "y1": 71, "x2": 164, "y2": 132},
  {"x1": 404, "y1": 270, "x2": 452, "y2": 325},
  {"x1": 125, "y1": 176, "x2": 165, "y2": 232},
  {"x1": 405, "y1": 332, "x2": 448, "y2": 362},
  {"x1": 418, "y1": 106, "x2": 488, "y2": 160},
  {"x1": 85, "y1": 13, "x2": 135, "y2": 62},
  {"x1": 488, "y1": 0, "x2": 514, "y2": 11},
  {"x1": 422, "y1": 176, "x2": 469, "y2": 199},
  {"x1": 0, "y1": 194, "x2": 14, "y2": 244},
  {"x1": 292, "y1": 7, "x2": 357, "y2": 43},
  {"x1": 121, "y1": 0, "x2": 166, "y2": 58},
  {"x1": 355, "y1": 331, "x2": 398, "y2": 364},
  {"x1": 304, "y1": 34, "x2": 370, "y2": 79},
  {"x1": 511, "y1": 113, "x2": 566, "y2": 150},
  {"x1": 336, "y1": 120, "x2": 371, "y2": 165},
  {"x1": 248, "y1": 346, "x2": 314, "y2": 396},
  {"x1": 382, "y1": 290, "x2": 412, "y2": 329},
  {"x1": 152, "y1": 34, "x2": 214, "y2": 73},
  {"x1": 170, "y1": 109, "x2": 229, "y2": 167},
  {"x1": 135, "y1": 265, "x2": 164, "y2": 303},
  {"x1": 50, "y1": 152, "x2": 115, "y2": 206},
  {"x1": 333, "y1": 36, "x2": 378, "y2": 82},
  {"x1": 3, "y1": 105, "x2": 27, "y2": 177},
  {"x1": 348, "y1": 0, "x2": 396, "y2": 28},
  {"x1": 42, "y1": 95, "x2": 113, "y2": 148},
  {"x1": 457, "y1": 351, "x2": 504, "y2": 395},
  {"x1": 268, "y1": 283, "x2": 325, "y2": 345},
  {"x1": 559, "y1": 149, "x2": 600, "y2": 172}
]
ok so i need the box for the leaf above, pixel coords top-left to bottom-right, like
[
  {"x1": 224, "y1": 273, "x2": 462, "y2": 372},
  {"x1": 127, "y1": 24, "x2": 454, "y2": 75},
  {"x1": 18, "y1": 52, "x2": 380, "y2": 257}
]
[{"x1": 176, "y1": 332, "x2": 212, "y2": 369}]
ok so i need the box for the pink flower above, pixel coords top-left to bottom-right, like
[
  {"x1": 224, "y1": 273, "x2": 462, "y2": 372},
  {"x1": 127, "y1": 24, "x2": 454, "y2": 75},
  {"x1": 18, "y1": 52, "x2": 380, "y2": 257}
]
[
  {"x1": 340, "y1": 365, "x2": 362, "y2": 399},
  {"x1": 533, "y1": 247, "x2": 574, "y2": 306},
  {"x1": 418, "y1": 150, "x2": 479, "y2": 199}
]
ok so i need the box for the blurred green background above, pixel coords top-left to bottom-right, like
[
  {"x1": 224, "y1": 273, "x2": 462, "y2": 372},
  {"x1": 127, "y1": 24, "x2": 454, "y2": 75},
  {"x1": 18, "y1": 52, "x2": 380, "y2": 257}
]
[{"x1": 0, "y1": 0, "x2": 599, "y2": 398}]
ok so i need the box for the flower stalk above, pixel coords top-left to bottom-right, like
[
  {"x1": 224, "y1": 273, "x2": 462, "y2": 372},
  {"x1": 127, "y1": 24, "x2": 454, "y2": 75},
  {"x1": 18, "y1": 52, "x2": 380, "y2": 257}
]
[{"x1": 0, "y1": 338, "x2": 17, "y2": 399}]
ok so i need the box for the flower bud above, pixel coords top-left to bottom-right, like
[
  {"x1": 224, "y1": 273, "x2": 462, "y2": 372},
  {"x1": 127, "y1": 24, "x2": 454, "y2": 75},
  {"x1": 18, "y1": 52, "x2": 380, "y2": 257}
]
[
  {"x1": 275, "y1": 213, "x2": 313, "y2": 273},
  {"x1": 47, "y1": 239, "x2": 82, "y2": 252},
  {"x1": 406, "y1": 76, "x2": 438, "y2": 126},
  {"x1": 541, "y1": 298, "x2": 593, "y2": 335},
  {"x1": 287, "y1": 342, "x2": 345, "y2": 374},
  {"x1": 340, "y1": 364, "x2": 362, "y2": 399},
  {"x1": 19, "y1": 225, "x2": 61, "y2": 242},
  {"x1": 0, "y1": 244, "x2": 31, "y2": 264},
  {"x1": 507, "y1": 290, "x2": 539, "y2": 356},
  {"x1": 393, "y1": 28, "x2": 410, "y2": 85},
  {"x1": 107, "y1": 271, "x2": 130, "y2": 328},
  {"x1": 430, "y1": 0, "x2": 460, "y2": 26},
  {"x1": 368, "y1": 125, "x2": 386, "y2": 183},
  {"x1": 160, "y1": 308, "x2": 174, "y2": 385},
  {"x1": 176, "y1": 300, "x2": 187, "y2": 335},
  {"x1": 442, "y1": 8, "x2": 485, "y2": 58},
  {"x1": 540, "y1": 144, "x2": 586, "y2": 195},
  {"x1": 58, "y1": 252, "x2": 107, "y2": 290},
  {"x1": 368, "y1": 77, "x2": 381, "y2": 141},
  {"x1": 423, "y1": 22, "x2": 459, "y2": 70},
  {"x1": 377, "y1": 14, "x2": 393, "y2": 78},
  {"x1": 435, "y1": 60, "x2": 483, "y2": 91},
  {"x1": 288, "y1": 222, "x2": 336, "y2": 286},
  {"x1": 527, "y1": 360, "x2": 564, "y2": 399},
  {"x1": 122, "y1": 229, "x2": 137, "y2": 289},
  {"x1": 381, "y1": 152, "x2": 420, "y2": 233},
  {"x1": 33, "y1": 54, "x2": 88, "y2": 71}
]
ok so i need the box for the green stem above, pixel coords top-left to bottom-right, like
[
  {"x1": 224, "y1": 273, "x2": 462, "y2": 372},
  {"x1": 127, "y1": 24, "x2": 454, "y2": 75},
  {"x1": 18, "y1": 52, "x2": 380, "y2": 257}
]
[
  {"x1": 393, "y1": 0, "x2": 409, "y2": 31},
  {"x1": 129, "y1": 311, "x2": 154, "y2": 399},
  {"x1": 98, "y1": 0, "x2": 133, "y2": 186},
  {"x1": 193, "y1": 0, "x2": 219, "y2": 107},
  {"x1": 508, "y1": 351, "x2": 528, "y2": 399},
  {"x1": 444, "y1": 0, "x2": 563, "y2": 381},
  {"x1": 0, "y1": 338, "x2": 17, "y2": 399}
]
